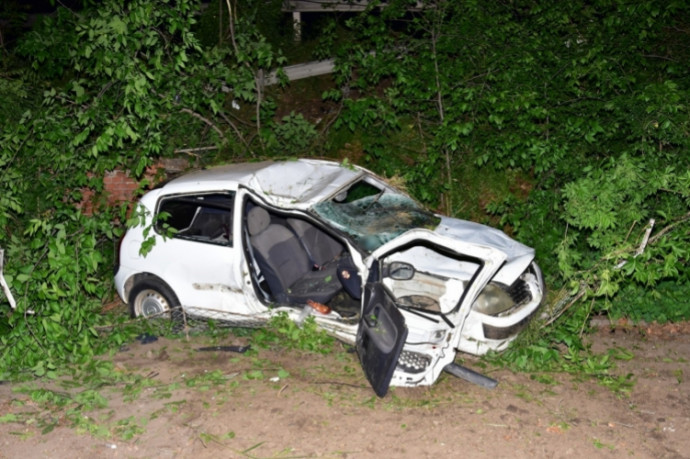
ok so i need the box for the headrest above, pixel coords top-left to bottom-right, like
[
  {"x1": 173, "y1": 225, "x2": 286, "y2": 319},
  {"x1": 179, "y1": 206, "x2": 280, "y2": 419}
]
[{"x1": 247, "y1": 207, "x2": 271, "y2": 236}]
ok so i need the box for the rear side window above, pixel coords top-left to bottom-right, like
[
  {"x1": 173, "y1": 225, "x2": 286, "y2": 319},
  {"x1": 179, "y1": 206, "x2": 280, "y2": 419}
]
[{"x1": 156, "y1": 192, "x2": 235, "y2": 246}]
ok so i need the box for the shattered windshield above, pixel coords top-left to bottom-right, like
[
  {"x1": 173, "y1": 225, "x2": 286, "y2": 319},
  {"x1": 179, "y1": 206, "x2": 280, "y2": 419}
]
[{"x1": 312, "y1": 179, "x2": 441, "y2": 252}]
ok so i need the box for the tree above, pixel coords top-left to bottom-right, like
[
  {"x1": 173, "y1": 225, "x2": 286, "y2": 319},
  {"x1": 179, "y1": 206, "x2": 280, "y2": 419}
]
[
  {"x1": 322, "y1": 0, "x2": 690, "y2": 327},
  {"x1": 0, "y1": 0, "x2": 291, "y2": 376}
]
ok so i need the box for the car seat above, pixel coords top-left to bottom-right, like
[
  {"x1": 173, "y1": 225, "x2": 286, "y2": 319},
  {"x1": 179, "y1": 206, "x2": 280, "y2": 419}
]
[{"x1": 247, "y1": 207, "x2": 342, "y2": 305}]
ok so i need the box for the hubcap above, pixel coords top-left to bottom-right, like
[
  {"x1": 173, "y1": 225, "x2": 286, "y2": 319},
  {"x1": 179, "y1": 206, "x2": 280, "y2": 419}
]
[{"x1": 135, "y1": 289, "x2": 169, "y2": 317}]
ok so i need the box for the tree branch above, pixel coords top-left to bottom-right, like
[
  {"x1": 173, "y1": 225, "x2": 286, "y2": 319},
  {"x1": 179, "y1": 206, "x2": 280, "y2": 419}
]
[
  {"x1": 224, "y1": 0, "x2": 239, "y2": 55},
  {"x1": 173, "y1": 146, "x2": 218, "y2": 155},
  {"x1": 648, "y1": 211, "x2": 690, "y2": 245},
  {"x1": 179, "y1": 108, "x2": 226, "y2": 142},
  {"x1": 217, "y1": 110, "x2": 254, "y2": 156}
]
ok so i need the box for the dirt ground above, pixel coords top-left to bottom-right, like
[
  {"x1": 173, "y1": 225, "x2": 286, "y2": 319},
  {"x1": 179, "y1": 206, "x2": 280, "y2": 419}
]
[{"x1": 1, "y1": 321, "x2": 689, "y2": 459}]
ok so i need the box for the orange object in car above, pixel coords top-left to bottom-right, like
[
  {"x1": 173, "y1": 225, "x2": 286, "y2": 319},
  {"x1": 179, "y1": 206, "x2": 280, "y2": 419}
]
[{"x1": 307, "y1": 299, "x2": 331, "y2": 315}]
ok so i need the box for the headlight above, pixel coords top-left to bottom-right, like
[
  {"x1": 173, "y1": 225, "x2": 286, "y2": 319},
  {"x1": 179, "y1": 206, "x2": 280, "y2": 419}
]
[{"x1": 473, "y1": 283, "x2": 514, "y2": 316}]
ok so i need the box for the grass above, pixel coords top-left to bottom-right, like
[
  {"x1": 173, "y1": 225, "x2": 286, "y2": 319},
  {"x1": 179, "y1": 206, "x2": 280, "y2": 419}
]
[
  {"x1": 250, "y1": 312, "x2": 336, "y2": 354},
  {"x1": 592, "y1": 437, "x2": 616, "y2": 450}
]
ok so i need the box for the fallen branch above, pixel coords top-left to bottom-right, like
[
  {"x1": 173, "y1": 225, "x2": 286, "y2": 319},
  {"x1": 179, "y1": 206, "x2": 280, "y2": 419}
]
[
  {"x1": 541, "y1": 287, "x2": 586, "y2": 328},
  {"x1": 636, "y1": 218, "x2": 655, "y2": 256},
  {"x1": 616, "y1": 218, "x2": 655, "y2": 268},
  {"x1": 546, "y1": 212, "x2": 689, "y2": 328}
]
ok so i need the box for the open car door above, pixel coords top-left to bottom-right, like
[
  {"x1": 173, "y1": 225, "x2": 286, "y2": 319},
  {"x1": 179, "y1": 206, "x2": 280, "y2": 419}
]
[
  {"x1": 355, "y1": 228, "x2": 509, "y2": 394},
  {"x1": 356, "y1": 282, "x2": 408, "y2": 397}
]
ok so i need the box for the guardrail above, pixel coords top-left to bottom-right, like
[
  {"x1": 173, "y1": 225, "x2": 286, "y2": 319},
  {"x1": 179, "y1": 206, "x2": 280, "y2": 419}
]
[{"x1": 262, "y1": 58, "x2": 335, "y2": 86}]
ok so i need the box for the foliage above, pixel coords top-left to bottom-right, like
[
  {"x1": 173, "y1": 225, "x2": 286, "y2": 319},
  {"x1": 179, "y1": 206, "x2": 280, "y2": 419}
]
[
  {"x1": 0, "y1": 0, "x2": 287, "y2": 378},
  {"x1": 558, "y1": 156, "x2": 689, "y2": 295},
  {"x1": 263, "y1": 111, "x2": 319, "y2": 157},
  {"x1": 0, "y1": 68, "x2": 32, "y2": 130},
  {"x1": 6, "y1": 377, "x2": 147, "y2": 439},
  {"x1": 0, "y1": 215, "x2": 123, "y2": 379},
  {"x1": 322, "y1": 0, "x2": 690, "y2": 326},
  {"x1": 601, "y1": 281, "x2": 690, "y2": 324},
  {"x1": 487, "y1": 316, "x2": 635, "y2": 394},
  {"x1": 251, "y1": 312, "x2": 336, "y2": 354}
]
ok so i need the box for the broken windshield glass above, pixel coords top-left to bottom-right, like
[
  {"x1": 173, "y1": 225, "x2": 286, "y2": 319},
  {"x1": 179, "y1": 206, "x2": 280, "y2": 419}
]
[{"x1": 313, "y1": 182, "x2": 441, "y2": 252}]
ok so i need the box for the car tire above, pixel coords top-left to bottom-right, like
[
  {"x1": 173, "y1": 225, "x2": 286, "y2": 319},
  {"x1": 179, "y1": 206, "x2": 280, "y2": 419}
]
[{"x1": 129, "y1": 278, "x2": 180, "y2": 320}]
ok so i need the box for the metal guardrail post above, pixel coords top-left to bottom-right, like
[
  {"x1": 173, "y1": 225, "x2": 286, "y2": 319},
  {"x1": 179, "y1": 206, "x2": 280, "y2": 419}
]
[{"x1": 0, "y1": 248, "x2": 17, "y2": 310}]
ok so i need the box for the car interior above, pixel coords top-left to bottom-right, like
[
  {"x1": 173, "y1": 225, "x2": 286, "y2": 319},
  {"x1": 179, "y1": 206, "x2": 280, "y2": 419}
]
[{"x1": 244, "y1": 203, "x2": 360, "y2": 318}]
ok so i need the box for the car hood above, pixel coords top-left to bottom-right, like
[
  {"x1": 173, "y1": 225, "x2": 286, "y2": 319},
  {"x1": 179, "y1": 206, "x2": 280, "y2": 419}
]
[{"x1": 434, "y1": 217, "x2": 535, "y2": 284}]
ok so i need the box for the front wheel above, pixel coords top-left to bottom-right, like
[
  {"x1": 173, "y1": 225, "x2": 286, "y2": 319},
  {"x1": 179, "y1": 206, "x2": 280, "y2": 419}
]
[{"x1": 129, "y1": 278, "x2": 180, "y2": 320}]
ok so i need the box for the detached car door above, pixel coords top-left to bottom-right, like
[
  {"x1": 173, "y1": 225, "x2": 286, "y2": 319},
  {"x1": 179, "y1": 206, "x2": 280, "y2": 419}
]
[{"x1": 357, "y1": 229, "x2": 507, "y2": 395}]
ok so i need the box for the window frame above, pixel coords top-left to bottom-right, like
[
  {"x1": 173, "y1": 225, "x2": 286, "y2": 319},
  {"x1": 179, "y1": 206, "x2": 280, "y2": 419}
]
[{"x1": 155, "y1": 191, "x2": 236, "y2": 247}]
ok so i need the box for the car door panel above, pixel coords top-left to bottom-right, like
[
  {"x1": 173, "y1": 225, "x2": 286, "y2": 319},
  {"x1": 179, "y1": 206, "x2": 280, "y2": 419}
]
[
  {"x1": 151, "y1": 191, "x2": 241, "y2": 311},
  {"x1": 356, "y1": 282, "x2": 408, "y2": 397}
]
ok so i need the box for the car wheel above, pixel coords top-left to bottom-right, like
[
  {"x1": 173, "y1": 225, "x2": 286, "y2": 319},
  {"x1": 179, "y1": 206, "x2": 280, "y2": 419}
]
[{"x1": 129, "y1": 278, "x2": 180, "y2": 320}]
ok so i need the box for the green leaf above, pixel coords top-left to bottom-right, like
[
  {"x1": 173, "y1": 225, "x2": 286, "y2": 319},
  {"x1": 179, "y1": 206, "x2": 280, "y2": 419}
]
[{"x1": 109, "y1": 16, "x2": 127, "y2": 35}]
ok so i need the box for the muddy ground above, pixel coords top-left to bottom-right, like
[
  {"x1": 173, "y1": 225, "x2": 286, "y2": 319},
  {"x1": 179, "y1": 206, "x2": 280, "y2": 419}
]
[{"x1": 1, "y1": 321, "x2": 689, "y2": 459}]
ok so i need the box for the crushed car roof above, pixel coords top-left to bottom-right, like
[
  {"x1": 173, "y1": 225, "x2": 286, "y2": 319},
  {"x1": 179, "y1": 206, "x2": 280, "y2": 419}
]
[{"x1": 161, "y1": 159, "x2": 363, "y2": 208}]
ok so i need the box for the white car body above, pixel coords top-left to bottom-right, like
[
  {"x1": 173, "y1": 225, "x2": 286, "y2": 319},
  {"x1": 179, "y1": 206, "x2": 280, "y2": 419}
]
[{"x1": 115, "y1": 159, "x2": 545, "y2": 396}]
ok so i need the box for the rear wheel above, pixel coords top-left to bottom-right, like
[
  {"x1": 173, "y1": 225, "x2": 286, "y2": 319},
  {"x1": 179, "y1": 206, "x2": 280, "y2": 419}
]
[{"x1": 129, "y1": 278, "x2": 179, "y2": 319}]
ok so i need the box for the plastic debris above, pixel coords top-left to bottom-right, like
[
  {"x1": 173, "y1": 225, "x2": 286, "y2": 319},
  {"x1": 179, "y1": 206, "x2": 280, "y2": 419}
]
[{"x1": 136, "y1": 333, "x2": 158, "y2": 344}]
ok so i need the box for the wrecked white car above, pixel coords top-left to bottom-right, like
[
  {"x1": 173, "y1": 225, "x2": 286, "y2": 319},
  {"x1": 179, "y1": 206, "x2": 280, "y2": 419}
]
[{"x1": 115, "y1": 159, "x2": 545, "y2": 396}]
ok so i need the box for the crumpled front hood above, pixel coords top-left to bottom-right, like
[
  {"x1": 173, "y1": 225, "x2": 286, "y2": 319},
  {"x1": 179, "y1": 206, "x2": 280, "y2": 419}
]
[{"x1": 435, "y1": 217, "x2": 535, "y2": 284}]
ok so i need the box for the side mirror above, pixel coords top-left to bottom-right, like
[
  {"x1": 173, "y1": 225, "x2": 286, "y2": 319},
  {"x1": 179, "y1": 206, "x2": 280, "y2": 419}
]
[{"x1": 386, "y1": 261, "x2": 415, "y2": 280}]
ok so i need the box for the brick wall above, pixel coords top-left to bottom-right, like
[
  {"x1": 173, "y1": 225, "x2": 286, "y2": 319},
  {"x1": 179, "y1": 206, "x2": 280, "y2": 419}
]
[
  {"x1": 103, "y1": 169, "x2": 141, "y2": 205},
  {"x1": 79, "y1": 158, "x2": 189, "y2": 214}
]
